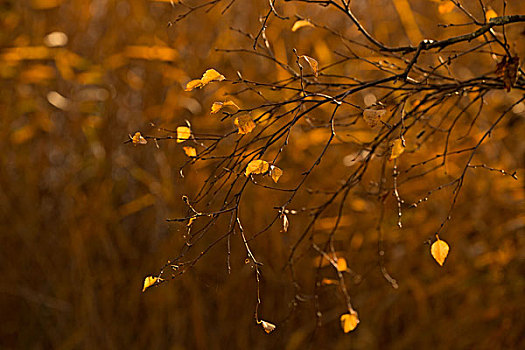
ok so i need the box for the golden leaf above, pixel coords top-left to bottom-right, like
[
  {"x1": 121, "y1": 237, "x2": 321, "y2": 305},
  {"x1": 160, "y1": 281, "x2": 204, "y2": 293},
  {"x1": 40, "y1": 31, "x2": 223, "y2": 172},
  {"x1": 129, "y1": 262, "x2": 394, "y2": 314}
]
[
  {"x1": 257, "y1": 320, "x2": 276, "y2": 334},
  {"x1": 340, "y1": 313, "x2": 359, "y2": 333},
  {"x1": 270, "y1": 165, "x2": 283, "y2": 183},
  {"x1": 363, "y1": 109, "x2": 386, "y2": 128},
  {"x1": 176, "y1": 126, "x2": 191, "y2": 143},
  {"x1": 234, "y1": 114, "x2": 256, "y2": 134},
  {"x1": 389, "y1": 139, "x2": 405, "y2": 160},
  {"x1": 245, "y1": 160, "x2": 269, "y2": 177},
  {"x1": 211, "y1": 100, "x2": 239, "y2": 114},
  {"x1": 292, "y1": 19, "x2": 314, "y2": 32},
  {"x1": 485, "y1": 8, "x2": 498, "y2": 22},
  {"x1": 438, "y1": 2, "x2": 455, "y2": 14},
  {"x1": 142, "y1": 276, "x2": 163, "y2": 292},
  {"x1": 300, "y1": 55, "x2": 319, "y2": 77},
  {"x1": 336, "y1": 257, "x2": 347, "y2": 272},
  {"x1": 321, "y1": 278, "x2": 339, "y2": 286},
  {"x1": 201, "y1": 68, "x2": 226, "y2": 84},
  {"x1": 184, "y1": 79, "x2": 203, "y2": 92},
  {"x1": 431, "y1": 235, "x2": 450, "y2": 266},
  {"x1": 183, "y1": 146, "x2": 197, "y2": 157},
  {"x1": 184, "y1": 69, "x2": 225, "y2": 91},
  {"x1": 132, "y1": 132, "x2": 147, "y2": 145}
]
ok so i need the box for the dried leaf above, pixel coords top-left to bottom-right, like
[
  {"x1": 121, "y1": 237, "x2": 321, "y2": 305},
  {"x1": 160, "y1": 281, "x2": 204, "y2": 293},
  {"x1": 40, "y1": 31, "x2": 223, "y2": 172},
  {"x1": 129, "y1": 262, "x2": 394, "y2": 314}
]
[
  {"x1": 496, "y1": 56, "x2": 520, "y2": 92},
  {"x1": 270, "y1": 165, "x2": 283, "y2": 183},
  {"x1": 183, "y1": 146, "x2": 197, "y2": 157},
  {"x1": 340, "y1": 313, "x2": 359, "y2": 333},
  {"x1": 281, "y1": 214, "x2": 289, "y2": 233},
  {"x1": 201, "y1": 68, "x2": 226, "y2": 84},
  {"x1": 132, "y1": 131, "x2": 147, "y2": 145},
  {"x1": 431, "y1": 235, "x2": 450, "y2": 266},
  {"x1": 234, "y1": 114, "x2": 256, "y2": 134},
  {"x1": 389, "y1": 139, "x2": 405, "y2": 160},
  {"x1": 363, "y1": 109, "x2": 386, "y2": 128},
  {"x1": 300, "y1": 55, "x2": 319, "y2": 77},
  {"x1": 336, "y1": 257, "x2": 347, "y2": 272},
  {"x1": 142, "y1": 276, "x2": 163, "y2": 292},
  {"x1": 292, "y1": 19, "x2": 314, "y2": 32},
  {"x1": 211, "y1": 100, "x2": 239, "y2": 114},
  {"x1": 176, "y1": 126, "x2": 191, "y2": 143},
  {"x1": 245, "y1": 159, "x2": 269, "y2": 177},
  {"x1": 258, "y1": 320, "x2": 276, "y2": 334}
]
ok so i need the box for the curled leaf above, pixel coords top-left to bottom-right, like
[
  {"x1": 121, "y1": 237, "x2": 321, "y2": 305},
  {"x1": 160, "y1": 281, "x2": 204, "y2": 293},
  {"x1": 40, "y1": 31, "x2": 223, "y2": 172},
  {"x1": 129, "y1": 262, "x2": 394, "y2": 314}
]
[
  {"x1": 300, "y1": 55, "x2": 319, "y2": 77},
  {"x1": 132, "y1": 131, "x2": 147, "y2": 145},
  {"x1": 201, "y1": 68, "x2": 226, "y2": 84},
  {"x1": 389, "y1": 139, "x2": 405, "y2": 160},
  {"x1": 245, "y1": 159, "x2": 269, "y2": 177},
  {"x1": 258, "y1": 320, "x2": 276, "y2": 334},
  {"x1": 496, "y1": 55, "x2": 519, "y2": 92},
  {"x1": 270, "y1": 165, "x2": 283, "y2": 183},
  {"x1": 183, "y1": 146, "x2": 197, "y2": 157},
  {"x1": 176, "y1": 126, "x2": 191, "y2": 143},
  {"x1": 340, "y1": 312, "x2": 359, "y2": 333},
  {"x1": 336, "y1": 257, "x2": 347, "y2": 272},
  {"x1": 234, "y1": 114, "x2": 256, "y2": 134},
  {"x1": 431, "y1": 235, "x2": 450, "y2": 266},
  {"x1": 363, "y1": 109, "x2": 386, "y2": 128},
  {"x1": 292, "y1": 19, "x2": 314, "y2": 32},
  {"x1": 142, "y1": 276, "x2": 163, "y2": 292},
  {"x1": 211, "y1": 100, "x2": 239, "y2": 114},
  {"x1": 184, "y1": 68, "x2": 225, "y2": 91},
  {"x1": 184, "y1": 79, "x2": 203, "y2": 92}
]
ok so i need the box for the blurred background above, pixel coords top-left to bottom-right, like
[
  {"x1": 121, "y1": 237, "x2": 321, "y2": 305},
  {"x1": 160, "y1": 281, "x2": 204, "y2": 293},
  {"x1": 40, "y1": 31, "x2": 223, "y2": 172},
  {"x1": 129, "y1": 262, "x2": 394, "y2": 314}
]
[{"x1": 1, "y1": 0, "x2": 524, "y2": 349}]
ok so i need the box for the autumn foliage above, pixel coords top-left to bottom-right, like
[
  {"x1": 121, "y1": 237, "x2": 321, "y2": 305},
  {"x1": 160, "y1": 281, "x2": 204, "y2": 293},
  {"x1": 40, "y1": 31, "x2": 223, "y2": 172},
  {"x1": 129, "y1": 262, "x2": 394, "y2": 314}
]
[{"x1": 1, "y1": 0, "x2": 524, "y2": 349}]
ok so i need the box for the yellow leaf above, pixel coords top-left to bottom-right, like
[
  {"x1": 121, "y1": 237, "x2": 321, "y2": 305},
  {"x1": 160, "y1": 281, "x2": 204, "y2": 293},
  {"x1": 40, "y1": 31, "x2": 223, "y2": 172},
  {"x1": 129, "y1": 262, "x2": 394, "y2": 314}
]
[
  {"x1": 340, "y1": 313, "x2": 359, "y2": 333},
  {"x1": 389, "y1": 139, "x2": 405, "y2": 160},
  {"x1": 431, "y1": 235, "x2": 450, "y2": 266},
  {"x1": 142, "y1": 276, "x2": 163, "y2": 292},
  {"x1": 257, "y1": 320, "x2": 276, "y2": 334},
  {"x1": 292, "y1": 19, "x2": 314, "y2": 32},
  {"x1": 176, "y1": 126, "x2": 191, "y2": 143},
  {"x1": 300, "y1": 55, "x2": 319, "y2": 77},
  {"x1": 211, "y1": 100, "x2": 239, "y2": 114},
  {"x1": 200, "y1": 68, "x2": 226, "y2": 84},
  {"x1": 234, "y1": 114, "x2": 256, "y2": 134},
  {"x1": 245, "y1": 160, "x2": 269, "y2": 177},
  {"x1": 184, "y1": 69, "x2": 225, "y2": 91},
  {"x1": 270, "y1": 165, "x2": 283, "y2": 183},
  {"x1": 485, "y1": 8, "x2": 497, "y2": 22},
  {"x1": 321, "y1": 278, "x2": 339, "y2": 286},
  {"x1": 183, "y1": 146, "x2": 196, "y2": 157},
  {"x1": 363, "y1": 109, "x2": 386, "y2": 128},
  {"x1": 336, "y1": 257, "x2": 347, "y2": 272},
  {"x1": 132, "y1": 131, "x2": 147, "y2": 145},
  {"x1": 184, "y1": 79, "x2": 203, "y2": 92},
  {"x1": 438, "y1": 2, "x2": 455, "y2": 14}
]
